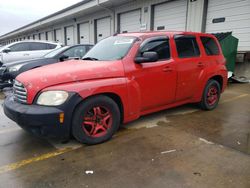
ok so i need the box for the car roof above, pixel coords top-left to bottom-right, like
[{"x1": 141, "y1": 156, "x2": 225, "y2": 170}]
[
  {"x1": 118, "y1": 31, "x2": 215, "y2": 38},
  {"x1": 5, "y1": 40, "x2": 61, "y2": 46}
]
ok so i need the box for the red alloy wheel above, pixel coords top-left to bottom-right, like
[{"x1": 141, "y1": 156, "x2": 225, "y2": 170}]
[
  {"x1": 82, "y1": 106, "x2": 113, "y2": 138},
  {"x1": 206, "y1": 86, "x2": 218, "y2": 106}
]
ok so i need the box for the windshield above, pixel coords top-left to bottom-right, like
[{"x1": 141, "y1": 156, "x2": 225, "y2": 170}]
[
  {"x1": 44, "y1": 46, "x2": 69, "y2": 58},
  {"x1": 83, "y1": 36, "x2": 136, "y2": 61}
]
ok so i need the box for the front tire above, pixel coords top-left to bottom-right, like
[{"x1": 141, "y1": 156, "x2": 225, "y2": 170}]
[
  {"x1": 72, "y1": 95, "x2": 120, "y2": 145},
  {"x1": 199, "y1": 79, "x2": 221, "y2": 110}
]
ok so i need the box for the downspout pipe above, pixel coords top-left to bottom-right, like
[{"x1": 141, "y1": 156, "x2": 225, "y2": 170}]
[{"x1": 96, "y1": 0, "x2": 116, "y2": 34}]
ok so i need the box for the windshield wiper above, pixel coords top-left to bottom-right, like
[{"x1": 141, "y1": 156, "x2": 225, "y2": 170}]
[{"x1": 82, "y1": 57, "x2": 99, "y2": 61}]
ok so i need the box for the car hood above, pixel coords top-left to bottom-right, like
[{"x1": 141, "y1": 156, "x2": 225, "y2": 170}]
[
  {"x1": 16, "y1": 59, "x2": 125, "y2": 102},
  {"x1": 4, "y1": 58, "x2": 52, "y2": 68}
]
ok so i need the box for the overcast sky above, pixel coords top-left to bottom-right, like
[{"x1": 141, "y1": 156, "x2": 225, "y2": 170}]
[{"x1": 0, "y1": 0, "x2": 82, "y2": 36}]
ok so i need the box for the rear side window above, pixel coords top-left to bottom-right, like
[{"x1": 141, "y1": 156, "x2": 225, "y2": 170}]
[
  {"x1": 140, "y1": 38, "x2": 170, "y2": 60},
  {"x1": 29, "y1": 42, "x2": 48, "y2": 51},
  {"x1": 175, "y1": 35, "x2": 200, "y2": 58},
  {"x1": 201, "y1": 36, "x2": 220, "y2": 55}
]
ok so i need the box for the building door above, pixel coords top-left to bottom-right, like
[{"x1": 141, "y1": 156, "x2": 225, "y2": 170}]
[
  {"x1": 96, "y1": 17, "x2": 111, "y2": 43},
  {"x1": 78, "y1": 22, "x2": 90, "y2": 44},
  {"x1": 119, "y1": 9, "x2": 141, "y2": 33},
  {"x1": 152, "y1": 0, "x2": 187, "y2": 31}
]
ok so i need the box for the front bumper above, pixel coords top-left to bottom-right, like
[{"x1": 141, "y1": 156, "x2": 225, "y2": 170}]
[{"x1": 4, "y1": 93, "x2": 82, "y2": 139}]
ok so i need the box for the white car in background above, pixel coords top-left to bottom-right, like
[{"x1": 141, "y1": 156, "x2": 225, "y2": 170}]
[{"x1": 0, "y1": 41, "x2": 62, "y2": 64}]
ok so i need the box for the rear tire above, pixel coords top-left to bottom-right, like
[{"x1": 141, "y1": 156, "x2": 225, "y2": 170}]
[
  {"x1": 199, "y1": 79, "x2": 221, "y2": 110},
  {"x1": 72, "y1": 95, "x2": 120, "y2": 145}
]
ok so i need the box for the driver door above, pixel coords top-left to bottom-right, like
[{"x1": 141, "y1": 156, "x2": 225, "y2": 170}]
[{"x1": 133, "y1": 37, "x2": 177, "y2": 111}]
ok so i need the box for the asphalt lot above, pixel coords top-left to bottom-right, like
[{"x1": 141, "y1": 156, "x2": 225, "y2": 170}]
[{"x1": 0, "y1": 83, "x2": 249, "y2": 188}]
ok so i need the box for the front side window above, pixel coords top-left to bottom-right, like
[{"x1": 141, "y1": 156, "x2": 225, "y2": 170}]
[
  {"x1": 63, "y1": 46, "x2": 87, "y2": 58},
  {"x1": 83, "y1": 36, "x2": 136, "y2": 61},
  {"x1": 44, "y1": 46, "x2": 69, "y2": 58},
  {"x1": 139, "y1": 38, "x2": 170, "y2": 61},
  {"x1": 9, "y1": 43, "x2": 30, "y2": 52},
  {"x1": 200, "y1": 36, "x2": 220, "y2": 55},
  {"x1": 175, "y1": 35, "x2": 200, "y2": 58}
]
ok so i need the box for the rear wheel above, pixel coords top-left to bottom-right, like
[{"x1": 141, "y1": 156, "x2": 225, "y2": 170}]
[
  {"x1": 199, "y1": 79, "x2": 221, "y2": 110},
  {"x1": 72, "y1": 95, "x2": 120, "y2": 145}
]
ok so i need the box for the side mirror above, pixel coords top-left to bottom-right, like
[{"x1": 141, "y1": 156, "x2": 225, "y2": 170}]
[
  {"x1": 135, "y1": 51, "x2": 159, "y2": 64},
  {"x1": 2, "y1": 48, "x2": 11, "y2": 53},
  {"x1": 59, "y1": 55, "x2": 69, "y2": 61}
]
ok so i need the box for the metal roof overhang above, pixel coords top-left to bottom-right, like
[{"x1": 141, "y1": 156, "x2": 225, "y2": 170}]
[{"x1": 0, "y1": 0, "x2": 132, "y2": 40}]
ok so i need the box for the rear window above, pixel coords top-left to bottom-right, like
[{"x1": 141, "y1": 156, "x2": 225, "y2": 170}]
[
  {"x1": 175, "y1": 35, "x2": 200, "y2": 58},
  {"x1": 201, "y1": 36, "x2": 220, "y2": 55}
]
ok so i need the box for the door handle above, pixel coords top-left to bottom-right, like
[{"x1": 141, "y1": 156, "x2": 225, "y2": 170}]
[
  {"x1": 23, "y1": 53, "x2": 30, "y2": 56},
  {"x1": 197, "y1": 62, "x2": 204, "y2": 68},
  {"x1": 163, "y1": 66, "x2": 173, "y2": 72}
]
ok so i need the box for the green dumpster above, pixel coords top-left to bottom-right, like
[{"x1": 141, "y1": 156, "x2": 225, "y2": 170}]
[{"x1": 213, "y1": 32, "x2": 239, "y2": 74}]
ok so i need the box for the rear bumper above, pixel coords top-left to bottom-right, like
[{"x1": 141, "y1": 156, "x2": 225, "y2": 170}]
[{"x1": 4, "y1": 93, "x2": 82, "y2": 139}]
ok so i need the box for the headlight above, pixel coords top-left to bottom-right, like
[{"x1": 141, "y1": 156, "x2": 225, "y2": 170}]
[
  {"x1": 8, "y1": 64, "x2": 24, "y2": 72},
  {"x1": 37, "y1": 91, "x2": 69, "y2": 106}
]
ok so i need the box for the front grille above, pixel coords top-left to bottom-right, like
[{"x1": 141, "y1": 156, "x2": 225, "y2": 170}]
[{"x1": 13, "y1": 80, "x2": 27, "y2": 104}]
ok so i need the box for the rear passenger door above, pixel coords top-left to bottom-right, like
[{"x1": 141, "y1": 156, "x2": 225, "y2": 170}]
[
  {"x1": 174, "y1": 35, "x2": 204, "y2": 101},
  {"x1": 29, "y1": 42, "x2": 57, "y2": 59}
]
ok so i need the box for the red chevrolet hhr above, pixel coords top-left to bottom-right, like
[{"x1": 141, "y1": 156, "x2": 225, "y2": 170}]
[{"x1": 4, "y1": 32, "x2": 228, "y2": 145}]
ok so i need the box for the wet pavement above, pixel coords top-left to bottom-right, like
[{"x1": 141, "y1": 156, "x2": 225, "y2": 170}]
[{"x1": 0, "y1": 83, "x2": 250, "y2": 188}]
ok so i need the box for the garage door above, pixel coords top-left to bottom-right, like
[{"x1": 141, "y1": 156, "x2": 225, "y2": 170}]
[
  {"x1": 40, "y1": 33, "x2": 46, "y2": 40},
  {"x1": 65, "y1": 26, "x2": 75, "y2": 45},
  {"x1": 46, "y1": 31, "x2": 53, "y2": 41},
  {"x1": 79, "y1": 22, "x2": 90, "y2": 44},
  {"x1": 206, "y1": 0, "x2": 250, "y2": 51},
  {"x1": 153, "y1": 0, "x2": 187, "y2": 31},
  {"x1": 96, "y1": 17, "x2": 111, "y2": 43},
  {"x1": 119, "y1": 9, "x2": 141, "y2": 33},
  {"x1": 55, "y1": 29, "x2": 63, "y2": 43}
]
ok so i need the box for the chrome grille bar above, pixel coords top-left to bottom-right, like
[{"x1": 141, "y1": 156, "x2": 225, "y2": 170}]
[{"x1": 13, "y1": 80, "x2": 27, "y2": 104}]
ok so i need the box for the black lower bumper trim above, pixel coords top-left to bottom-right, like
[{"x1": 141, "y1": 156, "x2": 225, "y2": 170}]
[{"x1": 3, "y1": 93, "x2": 83, "y2": 139}]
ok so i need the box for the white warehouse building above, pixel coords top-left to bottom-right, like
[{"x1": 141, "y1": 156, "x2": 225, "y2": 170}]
[{"x1": 0, "y1": 0, "x2": 249, "y2": 52}]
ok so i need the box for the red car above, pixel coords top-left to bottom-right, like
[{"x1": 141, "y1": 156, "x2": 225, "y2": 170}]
[{"x1": 4, "y1": 32, "x2": 227, "y2": 145}]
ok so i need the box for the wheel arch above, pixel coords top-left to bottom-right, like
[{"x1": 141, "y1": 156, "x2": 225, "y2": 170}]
[
  {"x1": 72, "y1": 92, "x2": 124, "y2": 125},
  {"x1": 209, "y1": 75, "x2": 223, "y2": 91}
]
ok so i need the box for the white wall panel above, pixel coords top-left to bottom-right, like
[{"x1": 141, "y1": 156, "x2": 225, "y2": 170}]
[
  {"x1": 96, "y1": 17, "x2": 111, "y2": 42},
  {"x1": 55, "y1": 29, "x2": 63, "y2": 43},
  {"x1": 119, "y1": 9, "x2": 141, "y2": 33},
  {"x1": 153, "y1": 0, "x2": 187, "y2": 31},
  {"x1": 46, "y1": 31, "x2": 53, "y2": 41},
  {"x1": 79, "y1": 22, "x2": 90, "y2": 44},
  {"x1": 206, "y1": 0, "x2": 250, "y2": 51},
  {"x1": 39, "y1": 33, "x2": 46, "y2": 40},
  {"x1": 65, "y1": 26, "x2": 75, "y2": 45}
]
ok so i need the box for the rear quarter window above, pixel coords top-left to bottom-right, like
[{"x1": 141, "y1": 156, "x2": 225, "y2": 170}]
[
  {"x1": 47, "y1": 44, "x2": 57, "y2": 49},
  {"x1": 174, "y1": 35, "x2": 200, "y2": 58},
  {"x1": 200, "y1": 36, "x2": 220, "y2": 55}
]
